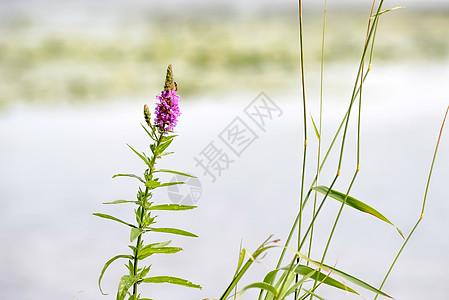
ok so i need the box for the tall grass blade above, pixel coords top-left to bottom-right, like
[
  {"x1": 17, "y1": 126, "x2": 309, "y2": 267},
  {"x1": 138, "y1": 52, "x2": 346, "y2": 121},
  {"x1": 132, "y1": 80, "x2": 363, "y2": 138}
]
[{"x1": 311, "y1": 186, "x2": 403, "y2": 238}]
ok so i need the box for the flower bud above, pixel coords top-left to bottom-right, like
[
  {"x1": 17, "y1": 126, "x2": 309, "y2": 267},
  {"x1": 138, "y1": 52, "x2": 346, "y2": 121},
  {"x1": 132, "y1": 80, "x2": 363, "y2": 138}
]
[{"x1": 144, "y1": 104, "x2": 151, "y2": 126}]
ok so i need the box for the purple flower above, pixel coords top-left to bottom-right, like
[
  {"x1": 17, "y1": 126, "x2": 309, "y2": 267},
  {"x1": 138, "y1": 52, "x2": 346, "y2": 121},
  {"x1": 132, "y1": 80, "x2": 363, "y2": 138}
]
[{"x1": 154, "y1": 88, "x2": 181, "y2": 132}]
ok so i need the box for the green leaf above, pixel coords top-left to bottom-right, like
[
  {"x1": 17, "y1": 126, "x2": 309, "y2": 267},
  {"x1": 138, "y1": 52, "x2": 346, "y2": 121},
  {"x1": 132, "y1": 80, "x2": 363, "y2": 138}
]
[
  {"x1": 292, "y1": 251, "x2": 393, "y2": 298},
  {"x1": 235, "y1": 249, "x2": 247, "y2": 275},
  {"x1": 130, "y1": 228, "x2": 145, "y2": 242},
  {"x1": 112, "y1": 173, "x2": 145, "y2": 184},
  {"x1": 98, "y1": 254, "x2": 133, "y2": 295},
  {"x1": 372, "y1": 6, "x2": 403, "y2": 17},
  {"x1": 161, "y1": 134, "x2": 177, "y2": 143},
  {"x1": 299, "y1": 288, "x2": 326, "y2": 300},
  {"x1": 310, "y1": 114, "x2": 320, "y2": 140},
  {"x1": 159, "y1": 181, "x2": 184, "y2": 188},
  {"x1": 145, "y1": 181, "x2": 184, "y2": 189},
  {"x1": 146, "y1": 240, "x2": 172, "y2": 248},
  {"x1": 236, "y1": 282, "x2": 278, "y2": 299},
  {"x1": 145, "y1": 180, "x2": 160, "y2": 189},
  {"x1": 263, "y1": 269, "x2": 280, "y2": 284},
  {"x1": 117, "y1": 275, "x2": 139, "y2": 300},
  {"x1": 141, "y1": 276, "x2": 201, "y2": 289},
  {"x1": 281, "y1": 265, "x2": 357, "y2": 294},
  {"x1": 141, "y1": 123, "x2": 156, "y2": 140},
  {"x1": 159, "y1": 151, "x2": 174, "y2": 157},
  {"x1": 147, "y1": 227, "x2": 198, "y2": 237},
  {"x1": 311, "y1": 185, "x2": 404, "y2": 238},
  {"x1": 103, "y1": 200, "x2": 137, "y2": 205},
  {"x1": 284, "y1": 269, "x2": 316, "y2": 297},
  {"x1": 157, "y1": 139, "x2": 173, "y2": 155},
  {"x1": 138, "y1": 246, "x2": 183, "y2": 260},
  {"x1": 154, "y1": 169, "x2": 196, "y2": 178},
  {"x1": 93, "y1": 213, "x2": 135, "y2": 228},
  {"x1": 320, "y1": 262, "x2": 393, "y2": 298},
  {"x1": 127, "y1": 144, "x2": 151, "y2": 166},
  {"x1": 148, "y1": 204, "x2": 196, "y2": 211}
]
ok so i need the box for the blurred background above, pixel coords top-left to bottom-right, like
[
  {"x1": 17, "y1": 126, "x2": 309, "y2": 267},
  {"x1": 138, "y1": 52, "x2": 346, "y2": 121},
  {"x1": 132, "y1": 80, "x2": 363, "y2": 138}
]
[{"x1": 0, "y1": 0, "x2": 448, "y2": 299}]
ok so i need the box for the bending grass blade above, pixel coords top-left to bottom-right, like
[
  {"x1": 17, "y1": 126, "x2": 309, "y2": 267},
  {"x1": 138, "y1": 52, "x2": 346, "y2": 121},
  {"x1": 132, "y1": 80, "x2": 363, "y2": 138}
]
[
  {"x1": 281, "y1": 265, "x2": 357, "y2": 294},
  {"x1": 236, "y1": 282, "x2": 278, "y2": 299},
  {"x1": 299, "y1": 288, "x2": 326, "y2": 300},
  {"x1": 311, "y1": 185, "x2": 403, "y2": 238},
  {"x1": 291, "y1": 250, "x2": 393, "y2": 298}
]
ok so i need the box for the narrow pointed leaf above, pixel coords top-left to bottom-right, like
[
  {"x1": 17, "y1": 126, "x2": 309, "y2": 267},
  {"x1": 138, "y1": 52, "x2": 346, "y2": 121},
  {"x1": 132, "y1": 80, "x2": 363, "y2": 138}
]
[
  {"x1": 146, "y1": 180, "x2": 160, "y2": 189},
  {"x1": 157, "y1": 139, "x2": 173, "y2": 155},
  {"x1": 130, "y1": 228, "x2": 145, "y2": 242},
  {"x1": 148, "y1": 204, "x2": 196, "y2": 211},
  {"x1": 112, "y1": 173, "x2": 145, "y2": 184},
  {"x1": 281, "y1": 265, "x2": 357, "y2": 294},
  {"x1": 236, "y1": 282, "x2": 278, "y2": 299},
  {"x1": 93, "y1": 213, "x2": 135, "y2": 228},
  {"x1": 285, "y1": 270, "x2": 316, "y2": 297},
  {"x1": 145, "y1": 181, "x2": 184, "y2": 189},
  {"x1": 312, "y1": 185, "x2": 403, "y2": 238},
  {"x1": 141, "y1": 276, "x2": 201, "y2": 289},
  {"x1": 117, "y1": 275, "x2": 139, "y2": 300},
  {"x1": 154, "y1": 169, "x2": 196, "y2": 178},
  {"x1": 147, "y1": 227, "x2": 198, "y2": 237},
  {"x1": 235, "y1": 249, "x2": 247, "y2": 275},
  {"x1": 292, "y1": 251, "x2": 393, "y2": 298},
  {"x1": 141, "y1": 123, "x2": 156, "y2": 140},
  {"x1": 161, "y1": 135, "x2": 177, "y2": 143},
  {"x1": 320, "y1": 262, "x2": 393, "y2": 298},
  {"x1": 263, "y1": 269, "x2": 280, "y2": 284},
  {"x1": 278, "y1": 268, "x2": 297, "y2": 299},
  {"x1": 299, "y1": 288, "x2": 326, "y2": 300},
  {"x1": 103, "y1": 200, "x2": 137, "y2": 205},
  {"x1": 310, "y1": 114, "x2": 321, "y2": 140},
  {"x1": 145, "y1": 240, "x2": 172, "y2": 248},
  {"x1": 138, "y1": 247, "x2": 182, "y2": 260},
  {"x1": 127, "y1": 144, "x2": 150, "y2": 166},
  {"x1": 372, "y1": 6, "x2": 403, "y2": 17},
  {"x1": 98, "y1": 254, "x2": 133, "y2": 295},
  {"x1": 159, "y1": 181, "x2": 184, "y2": 188}
]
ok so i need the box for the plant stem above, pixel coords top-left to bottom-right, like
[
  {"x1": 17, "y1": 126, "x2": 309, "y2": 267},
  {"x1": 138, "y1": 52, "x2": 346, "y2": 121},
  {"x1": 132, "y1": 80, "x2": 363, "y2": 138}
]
[
  {"x1": 295, "y1": 0, "x2": 308, "y2": 297},
  {"x1": 132, "y1": 131, "x2": 165, "y2": 298}
]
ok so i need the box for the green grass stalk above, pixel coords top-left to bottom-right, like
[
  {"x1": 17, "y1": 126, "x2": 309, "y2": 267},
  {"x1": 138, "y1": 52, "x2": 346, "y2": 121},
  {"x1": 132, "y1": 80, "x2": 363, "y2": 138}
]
[{"x1": 373, "y1": 106, "x2": 449, "y2": 300}]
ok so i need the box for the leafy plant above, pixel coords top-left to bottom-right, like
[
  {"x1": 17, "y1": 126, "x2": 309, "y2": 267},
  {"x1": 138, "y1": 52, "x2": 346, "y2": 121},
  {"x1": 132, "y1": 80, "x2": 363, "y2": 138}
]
[{"x1": 93, "y1": 65, "x2": 201, "y2": 300}]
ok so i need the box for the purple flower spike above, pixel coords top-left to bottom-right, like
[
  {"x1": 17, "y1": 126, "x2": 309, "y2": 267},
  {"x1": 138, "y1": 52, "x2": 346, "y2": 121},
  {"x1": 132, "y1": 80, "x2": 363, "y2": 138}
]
[{"x1": 154, "y1": 88, "x2": 181, "y2": 132}]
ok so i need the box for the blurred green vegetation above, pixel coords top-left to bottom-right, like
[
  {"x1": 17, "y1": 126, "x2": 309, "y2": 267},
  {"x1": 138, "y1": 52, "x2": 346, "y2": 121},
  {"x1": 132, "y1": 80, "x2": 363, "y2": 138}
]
[{"x1": 0, "y1": 10, "x2": 448, "y2": 108}]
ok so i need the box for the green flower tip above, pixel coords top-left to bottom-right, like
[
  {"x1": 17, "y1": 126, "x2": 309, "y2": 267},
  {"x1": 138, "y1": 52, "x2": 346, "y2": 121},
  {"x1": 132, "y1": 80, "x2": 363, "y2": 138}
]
[
  {"x1": 144, "y1": 104, "x2": 151, "y2": 126},
  {"x1": 163, "y1": 64, "x2": 177, "y2": 92}
]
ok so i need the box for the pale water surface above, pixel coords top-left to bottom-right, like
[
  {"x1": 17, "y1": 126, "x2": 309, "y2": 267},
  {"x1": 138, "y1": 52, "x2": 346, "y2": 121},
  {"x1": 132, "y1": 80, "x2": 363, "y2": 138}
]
[{"x1": 0, "y1": 62, "x2": 448, "y2": 299}]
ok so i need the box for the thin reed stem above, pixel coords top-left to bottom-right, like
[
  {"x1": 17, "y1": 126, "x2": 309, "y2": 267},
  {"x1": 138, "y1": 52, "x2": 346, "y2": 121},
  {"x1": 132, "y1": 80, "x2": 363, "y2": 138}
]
[
  {"x1": 374, "y1": 106, "x2": 449, "y2": 300},
  {"x1": 295, "y1": 0, "x2": 308, "y2": 298}
]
